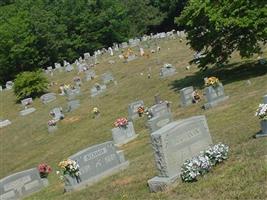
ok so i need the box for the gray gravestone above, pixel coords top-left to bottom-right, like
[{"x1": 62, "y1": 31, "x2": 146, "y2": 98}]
[
  {"x1": 66, "y1": 100, "x2": 80, "y2": 112},
  {"x1": 180, "y1": 86, "x2": 194, "y2": 107},
  {"x1": 0, "y1": 119, "x2": 11, "y2": 128},
  {"x1": 85, "y1": 70, "x2": 96, "y2": 81},
  {"x1": 121, "y1": 42, "x2": 128, "y2": 49},
  {"x1": 149, "y1": 102, "x2": 170, "y2": 118},
  {"x1": 154, "y1": 94, "x2": 161, "y2": 104},
  {"x1": 0, "y1": 168, "x2": 48, "y2": 200},
  {"x1": 0, "y1": 86, "x2": 2, "y2": 91},
  {"x1": 148, "y1": 115, "x2": 213, "y2": 192},
  {"x1": 128, "y1": 100, "x2": 144, "y2": 120},
  {"x1": 101, "y1": 72, "x2": 114, "y2": 84},
  {"x1": 65, "y1": 63, "x2": 74, "y2": 72},
  {"x1": 40, "y1": 93, "x2": 56, "y2": 104},
  {"x1": 64, "y1": 141, "x2": 129, "y2": 192},
  {"x1": 20, "y1": 98, "x2": 36, "y2": 116},
  {"x1": 66, "y1": 87, "x2": 80, "y2": 101},
  {"x1": 256, "y1": 94, "x2": 267, "y2": 138},
  {"x1": 203, "y1": 83, "x2": 229, "y2": 109},
  {"x1": 147, "y1": 112, "x2": 173, "y2": 133},
  {"x1": 159, "y1": 64, "x2": 176, "y2": 78},
  {"x1": 111, "y1": 122, "x2": 138, "y2": 146},
  {"x1": 50, "y1": 107, "x2": 64, "y2": 122},
  {"x1": 90, "y1": 84, "x2": 107, "y2": 97},
  {"x1": 5, "y1": 81, "x2": 13, "y2": 90}
]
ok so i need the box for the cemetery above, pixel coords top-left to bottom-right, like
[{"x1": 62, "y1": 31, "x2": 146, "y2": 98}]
[{"x1": 0, "y1": 28, "x2": 266, "y2": 200}]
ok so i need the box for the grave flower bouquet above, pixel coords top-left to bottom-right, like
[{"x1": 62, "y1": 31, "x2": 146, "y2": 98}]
[
  {"x1": 144, "y1": 108, "x2": 153, "y2": 119},
  {"x1": 114, "y1": 117, "x2": 128, "y2": 128},
  {"x1": 255, "y1": 104, "x2": 267, "y2": 121},
  {"x1": 205, "y1": 77, "x2": 220, "y2": 87},
  {"x1": 38, "y1": 163, "x2": 52, "y2": 178},
  {"x1": 180, "y1": 143, "x2": 229, "y2": 182},
  {"x1": 137, "y1": 106, "x2": 145, "y2": 117},
  {"x1": 92, "y1": 107, "x2": 100, "y2": 118},
  {"x1": 47, "y1": 120, "x2": 57, "y2": 126},
  {"x1": 58, "y1": 159, "x2": 81, "y2": 183}
]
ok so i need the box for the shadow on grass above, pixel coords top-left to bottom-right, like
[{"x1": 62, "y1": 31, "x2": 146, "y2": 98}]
[{"x1": 170, "y1": 60, "x2": 267, "y2": 92}]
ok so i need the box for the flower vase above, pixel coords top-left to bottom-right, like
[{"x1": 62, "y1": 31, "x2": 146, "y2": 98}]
[{"x1": 260, "y1": 120, "x2": 267, "y2": 134}]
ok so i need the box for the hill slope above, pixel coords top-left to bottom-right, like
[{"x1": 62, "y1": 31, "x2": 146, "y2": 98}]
[{"x1": 0, "y1": 39, "x2": 267, "y2": 200}]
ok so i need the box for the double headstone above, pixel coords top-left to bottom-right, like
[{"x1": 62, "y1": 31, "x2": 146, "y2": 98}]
[
  {"x1": 180, "y1": 86, "x2": 194, "y2": 107},
  {"x1": 111, "y1": 122, "x2": 138, "y2": 146},
  {"x1": 20, "y1": 98, "x2": 36, "y2": 116},
  {"x1": 203, "y1": 82, "x2": 229, "y2": 109},
  {"x1": 159, "y1": 64, "x2": 176, "y2": 78},
  {"x1": 0, "y1": 168, "x2": 49, "y2": 200},
  {"x1": 40, "y1": 93, "x2": 56, "y2": 104},
  {"x1": 101, "y1": 72, "x2": 114, "y2": 85},
  {"x1": 90, "y1": 84, "x2": 107, "y2": 97},
  {"x1": 256, "y1": 94, "x2": 267, "y2": 138},
  {"x1": 128, "y1": 100, "x2": 144, "y2": 121},
  {"x1": 148, "y1": 115, "x2": 213, "y2": 192},
  {"x1": 147, "y1": 102, "x2": 172, "y2": 133},
  {"x1": 64, "y1": 141, "x2": 129, "y2": 192}
]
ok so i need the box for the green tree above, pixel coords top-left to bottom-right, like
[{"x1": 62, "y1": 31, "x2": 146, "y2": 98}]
[
  {"x1": 13, "y1": 70, "x2": 48, "y2": 100},
  {"x1": 176, "y1": 0, "x2": 267, "y2": 68}
]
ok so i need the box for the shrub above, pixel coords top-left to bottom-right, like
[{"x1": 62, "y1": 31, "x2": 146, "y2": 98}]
[{"x1": 14, "y1": 70, "x2": 48, "y2": 100}]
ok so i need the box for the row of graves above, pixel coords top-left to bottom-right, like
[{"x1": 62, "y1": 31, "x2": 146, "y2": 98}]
[{"x1": 1, "y1": 81, "x2": 266, "y2": 199}]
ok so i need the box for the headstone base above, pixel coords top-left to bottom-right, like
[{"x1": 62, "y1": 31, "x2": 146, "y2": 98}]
[
  {"x1": 20, "y1": 108, "x2": 36, "y2": 116},
  {"x1": 65, "y1": 161, "x2": 129, "y2": 192},
  {"x1": 255, "y1": 120, "x2": 267, "y2": 138},
  {"x1": 255, "y1": 132, "x2": 267, "y2": 138},
  {"x1": 0, "y1": 120, "x2": 11, "y2": 128},
  {"x1": 147, "y1": 174, "x2": 179, "y2": 192},
  {"x1": 204, "y1": 96, "x2": 229, "y2": 109}
]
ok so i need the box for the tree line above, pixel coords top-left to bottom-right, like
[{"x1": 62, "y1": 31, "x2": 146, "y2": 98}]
[
  {"x1": 1, "y1": 0, "x2": 265, "y2": 85},
  {"x1": 0, "y1": 0, "x2": 184, "y2": 84}
]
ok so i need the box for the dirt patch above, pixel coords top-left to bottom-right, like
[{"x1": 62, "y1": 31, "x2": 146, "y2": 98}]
[{"x1": 62, "y1": 116, "x2": 80, "y2": 124}]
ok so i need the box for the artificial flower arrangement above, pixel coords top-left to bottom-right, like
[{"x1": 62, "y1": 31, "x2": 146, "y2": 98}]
[
  {"x1": 47, "y1": 120, "x2": 57, "y2": 126},
  {"x1": 205, "y1": 77, "x2": 220, "y2": 87},
  {"x1": 180, "y1": 143, "x2": 229, "y2": 182},
  {"x1": 38, "y1": 163, "x2": 52, "y2": 178},
  {"x1": 114, "y1": 117, "x2": 128, "y2": 128},
  {"x1": 92, "y1": 107, "x2": 100, "y2": 118},
  {"x1": 58, "y1": 159, "x2": 81, "y2": 183},
  {"x1": 144, "y1": 108, "x2": 153, "y2": 119},
  {"x1": 255, "y1": 104, "x2": 267, "y2": 121},
  {"x1": 137, "y1": 106, "x2": 145, "y2": 117}
]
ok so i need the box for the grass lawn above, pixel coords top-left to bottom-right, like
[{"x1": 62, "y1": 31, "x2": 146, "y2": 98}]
[{"x1": 0, "y1": 38, "x2": 266, "y2": 200}]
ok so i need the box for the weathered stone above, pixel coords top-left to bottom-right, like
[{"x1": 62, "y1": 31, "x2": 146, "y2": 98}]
[
  {"x1": 101, "y1": 72, "x2": 114, "y2": 84},
  {"x1": 50, "y1": 107, "x2": 64, "y2": 122},
  {"x1": 66, "y1": 100, "x2": 80, "y2": 112},
  {"x1": 0, "y1": 168, "x2": 48, "y2": 200},
  {"x1": 90, "y1": 84, "x2": 107, "y2": 97},
  {"x1": 148, "y1": 115, "x2": 213, "y2": 192},
  {"x1": 20, "y1": 108, "x2": 36, "y2": 116}
]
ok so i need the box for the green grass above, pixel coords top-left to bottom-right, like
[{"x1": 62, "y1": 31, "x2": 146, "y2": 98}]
[{"x1": 0, "y1": 38, "x2": 267, "y2": 200}]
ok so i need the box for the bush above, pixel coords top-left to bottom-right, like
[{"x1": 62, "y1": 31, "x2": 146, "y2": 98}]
[{"x1": 14, "y1": 70, "x2": 48, "y2": 100}]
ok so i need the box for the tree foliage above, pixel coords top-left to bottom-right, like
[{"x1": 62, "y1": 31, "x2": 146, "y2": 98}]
[
  {"x1": 14, "y1": 70, "x2": 48, "y2": 100},
  {"x1": 176, "y1": 0, "x2": 267, "y2": 68},
  {"x1": 0, "y1": 0, "x2": 184, "y2": 84}
]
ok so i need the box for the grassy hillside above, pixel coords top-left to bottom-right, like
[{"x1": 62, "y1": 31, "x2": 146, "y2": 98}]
[{"x1": 0, "y1": 38, "x2": 267, "y2": 200}]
